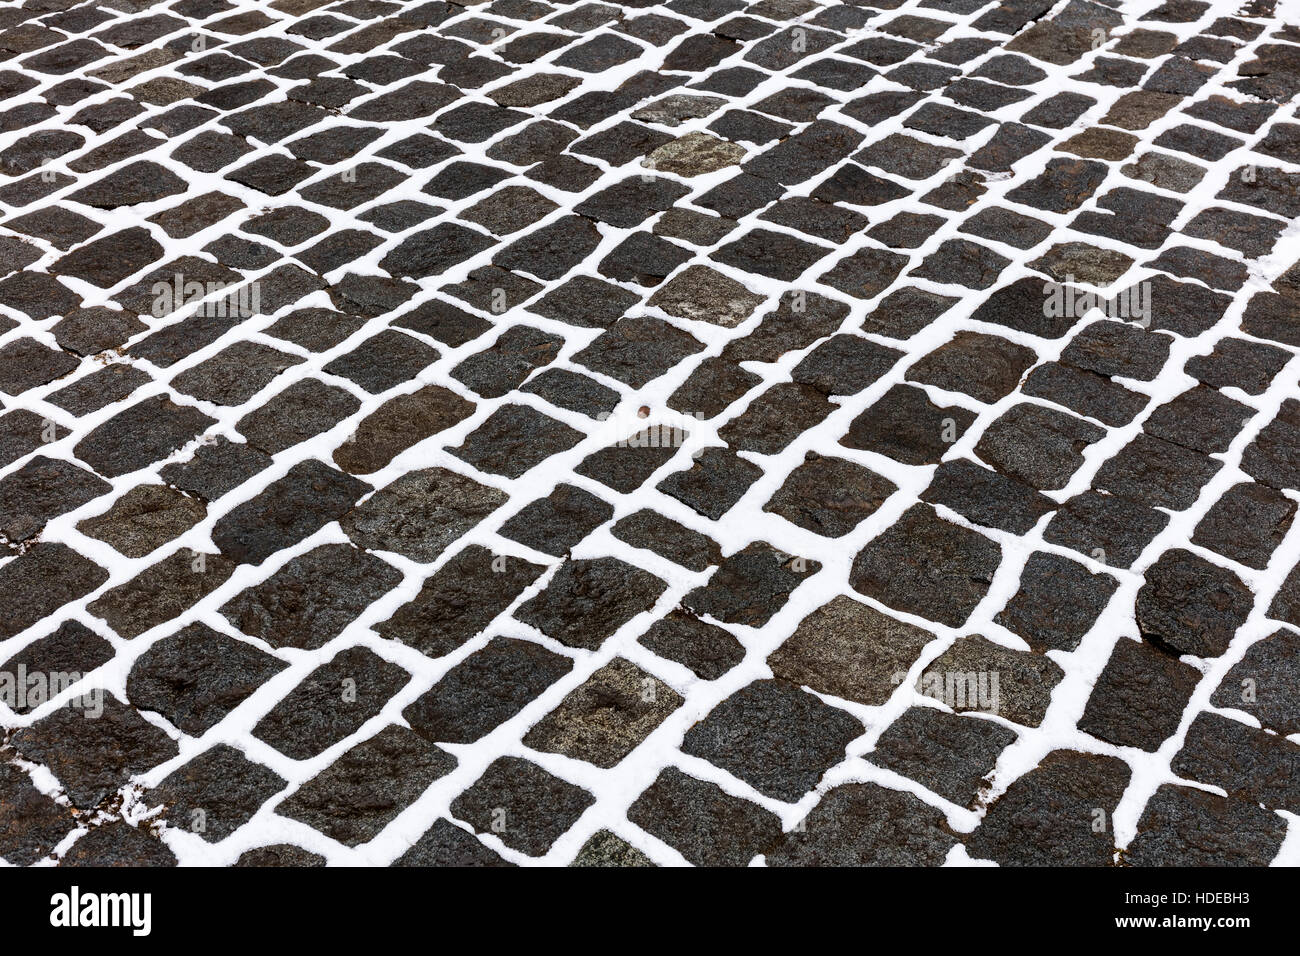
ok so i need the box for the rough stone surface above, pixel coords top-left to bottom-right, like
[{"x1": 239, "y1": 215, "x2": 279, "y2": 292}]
[
  {"x1": 523, "y1": 658, "x2": 683, "y2": 768},
  {"x1": 768, "y1": 595, "x2": 934, "y2": 706},
  {"x1": 850, "y1": 505, "x2": 1001, "y2": 628},
  {"x1": 1, "y1": 0, "x2": 1296, "y2": 868},
  {"x1": 966, "y1": 750, "x2": 1131, "y2": 866},
  {"x1": 403, "y1": 636, "x2": 572, "y2": 744},
  {"x1": 1079, "y1": 638, "x2": 1201, "y2": 751},
  {"x1": 127, "y1": 621, "x2": 286, "y2": 734},
  {"x1": 682, "y1": 679, "x2": 862, "y2": 802},
  {"x1": 219, "y1": 545, "x2": 401, "y2": 650},
  {"x1": 1135, "y1": 549, "x2": 1252, "y2": 658},
  {"x1": 450, "y1": 756, "x2": 593, "y2": 857}
]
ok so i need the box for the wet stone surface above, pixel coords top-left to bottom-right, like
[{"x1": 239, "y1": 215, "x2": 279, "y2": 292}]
[{"x1": 2, "y1": 0, "x2": 1298, "y2": 868}]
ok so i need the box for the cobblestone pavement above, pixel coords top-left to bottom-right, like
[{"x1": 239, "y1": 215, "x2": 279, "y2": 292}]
[{"x1": 1, "y1": 0, "x2": 1299, "y2": 868}]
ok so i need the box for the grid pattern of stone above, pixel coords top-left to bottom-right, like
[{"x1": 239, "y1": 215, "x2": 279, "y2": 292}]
[{"x1": 2, "y1": 0, "x2": 1300, "y2": 867}]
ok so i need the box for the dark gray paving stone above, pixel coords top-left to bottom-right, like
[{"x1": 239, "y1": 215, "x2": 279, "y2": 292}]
[
  {"x1": 1193, "y1": 481, "x2": 1294, "y2": 570},
  {"x1": 159, "y1": 437, "x2": 273, "y2": 501},
  {"x1": 764, "y1": 453, "x2": 896, "y2": 538},
  {"x1": 66, "y1": 160, "x2": 186, "y2": 207},
  {"x1": 655, "y1": 446, "x2": 761, "y2": 520},
  {"x1": 51, "y1": 226, "x2": 164, "y2": 288},
  {"x1": 683, "y1": 679, "x2": 861, "y2": 802},
  {"x1": 575, "y1": 429, "x2": 684, "y2": 494},
  {"x1": 1043, "y1": 490, "x2": 1168, "y2": 568},
  {"x1": 450, "y1": 404, "x2": 584, "y2": 479},
  {"x1": 235, "y1": 844, "x2": 327, "y2": 867},
  {"x1": 253, "y1": 646, "x2": 409, "y2": 760},
  {"x1": 908, "y1": 331, "x2": 1037, "y2": 404},
  {"x1": 1060, "y1": 320, "x2": 1173, "y2": 381},
  {"x1": 840, "y1": 384, "x2": 976, "y2": 466},
  {"x1": 1125, "y1": 784, "x2": 1286, "y2": 866},
  {"x1": 627, "y1": 767, "x2": 780, "y2": 866},
  {"x1": 910, "y1": 238, "x2": 1010, "y2": 291},
  {"x1": 1141, "y1": 274, "x2": 1232, "y2": 337},
  {"x1": 721, "y1": 288, "x2": 850, "y2": 363},
  {"x1": 530, "y1": 274, "x2": 640, "y2": 330},
  {"x1": 340, "y1": 466, "x2": 505, "y2": 563},
  {"x1": 1093, "y1": 433, "x2": 1221, "y2": 511},
  {"x1": 959, "y1": 205, "x2": 1053, "y2": 249},
  {"x1": 1187, "y1": 337, "x2": 1289, "y2": 395},
  {"x1": 380, "y1": 223, "x2": 494, "y2": 280},
  {"x1": 791, "y1": 334, "x2": 902, "y2": 396},
  {"x1": 0, "y1": 410, "x2": 64, "y2": 468},
  {"x1": 127, "y1": 621, "x2": 286, "y2": 734},
  {"x1": 73, "y1": 395, "x2": 215, "y2": 479},
  {"x1": 761, "y1": 196, "x2": 869, "y2": 244},
  {"x1": 212, "y1": 459, "x2": 370, "y2": 566},
  {"x1": 995, "y1": 552, "x2": 1118, "y2": 652},
  {"x1": 637, "y1": 609, "x2": 744, "y2": 681},
  {"x1": 768, "y1": 595, "x2": 933, "y2": 706},
  {"x1": 375, "y1": 546, "x2": 543, "y2": 658},
  {"x1": 862, "y1": 287, "x2": 958, "y2": 339},
  {"x1": 59, "y1": 821, "x2": 176, "y2": 867},
  {"x1": 1136, "y1": 549, "x2": 1252, "y2": 659},
  {"x1": 1080, "y1": 637, "x2": 1201, "y2": 751},
  {"x1": 147, "y1": 744, "x2": 285, "y2": 842},
  {"x1": 279, "y1": 724, "x2": 457, "y2": 846},
  {"x1": 966, "y1": 750, "x2": 1130, "y2": 866},
  {"x1": 322, "y1": 329, "x2": 439, "y2": 394},
  {"x1": 0, "y1": 620, "x2": 114, "y2": 716},
  {"x1": 450, "y1": 756, "x2": 593, "y2": 857},
  {"x1": 855, "y1": 132, "x2": 962, "y2": 180},
  {"x1": 393, "y1": 818, "x2": 513, "y2": 867},
  {"x1": 0, "y1": 762, "x2": 73, "y2": 865},
  {"x1": 668, "y1": 357, "x2": 760, "y2": 419},
  {"x1": 237, "y1": 378, "x2": 361, "y2": 456},
  {"x1": 76, "y1": 484, "x2": 205, "y2": 559},
  {"x1": 646, "y1": 264, "x2": 765, "y2": 329},
  {"x1": 1242, "y1": 398, "x2": 1300, "y2": 492},
  {"x1": 0, "y1": 542, "x2": 109, "y2": 640},
  {"x1": 451, "y1": 325, "x2": 562, "y2": 399},
  {"x1": 66, "y1": 540, "x2": 213, "y2": 638},
  {"x1": 523, "y1": 657, "x2": 682, "y2": 768},
  {"x1": 0, "y1": 455, "x2": 111, "y2": 545},
  {"x1": 612, "y1": 509, "x2": 722, "y2": 572},
  {"x1": 404, "y1": 636, "x2": 571, "y2": 745},
  {"x1": 818, "y1": 246, "x2": 909, "y2": 301},
  {"x1": 1022, "y1": 362, "x2": 1147, "y2": 427},
  {"x1": 390, "y1": 299, "x2": 490, "y2": 350},
  {"x1": 921, "y1": 458, "x2": 1057, "y2": 535},
  {"x1": 51, "y1": 307, "x2": 147, "y2": 357},
  {"x1": 220, "y1": 544, "x2": 401, "y2": 650},
  {"x1": 975, "y1": 402, "x2": 1105, "y2": 491},
  {"x1": 683, "y1": 541, "x2": 819, "y2": 627},
  {"x1": 920, "y1": 635, "x2": 1062, "y2": 727},
  {"x1": 1006, "y1": 157, "x2": 1108, "y2": 213},
  {"x1": 568, "y1": 829, "x2": 654, "y2": 868},
  {"x1": 515, "y1": 557, "x2": 666, "y2": 650},
  {"x1": 1028, "y1": 241, "x2": 1135, "y2": 286},
  {"x1": 1172, "y1": 712, "x2": 1299, "y2": 813},
  {"x1": 710, "y1": 227, "x2": 832, "y2": 282},
  {"x1": 850, "y1": 504, "x2": 1000, "y2": 628},
  {"x1": 871, "y1": 708, "x2": 1017, "y2": 808},
  {"x1": 769, "y1": 782, "x2": 955, "y2": 866},
  {"x1": 10, "y1": 696, "x2": 179, "y2": 810},
  {"x1": 492, "y1": 215, "x2": 602, "y2": 281},
  {"x1": 719, "y1": 382, "x2": 835, "y2": 456},
  {"x1": 498, "y1": 483, "x2": 613, "y2": 556},
  {"x1": 333, "y1": 386, "x2": 475, "y2": 476},
  {"x1": 1210, "y1": 630, "x2": 1300, "y2": 735}
]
